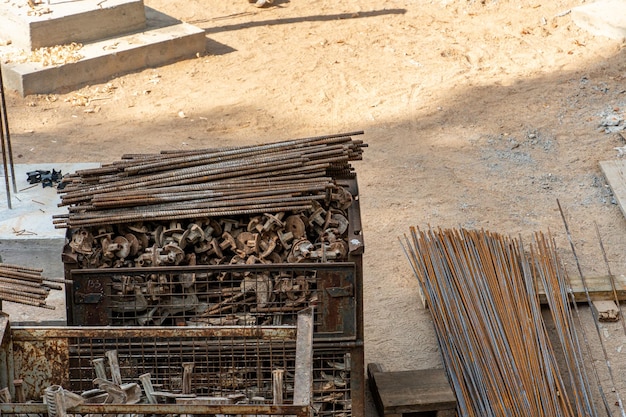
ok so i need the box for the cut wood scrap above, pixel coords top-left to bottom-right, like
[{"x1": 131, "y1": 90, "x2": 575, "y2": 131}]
[{"x1": 593, "y1": 300, "x2": 620, "y2": 322}]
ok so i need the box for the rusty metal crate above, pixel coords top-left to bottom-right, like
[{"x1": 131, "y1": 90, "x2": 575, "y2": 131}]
[
  {"x1": 65, "y1": 263, "x2": 359, "y2": 342},
  {"x1": 0, "y1": 312, "x2": 314, "y2": 417}
]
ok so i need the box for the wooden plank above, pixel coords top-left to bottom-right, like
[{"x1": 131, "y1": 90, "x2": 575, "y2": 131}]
[
  {"x1": 537, "y1": 274, "x2": 626, "y2": 304},
  {"x1": 367, "y1": 363, "x2": 456, "y2": 415},
  {"x1": 601, "y1": 160, "x2": 626, "y2": 220}
]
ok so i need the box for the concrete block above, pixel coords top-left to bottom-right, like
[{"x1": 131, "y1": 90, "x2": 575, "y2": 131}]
[
  {"x1": 1, "y1": 8, "x2": 206, "y2": 96},
  {"x1": 572, "y1": 0, "x2": 626, "y2": 40},
  {"x1": 0, "y1": 0, "x2": 146, "y2": 50}
]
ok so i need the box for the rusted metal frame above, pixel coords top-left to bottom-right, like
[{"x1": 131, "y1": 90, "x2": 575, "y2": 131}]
[
  {"x1": 69, "y1": 261, "x2": 357, "y2": 276},
  {"x1": 11, "y1": 325, "x2": 298, "y2": 341},
  {"x1": 0, "y1": 403, "x2": 311, "y2": 416},
  {"x1": 0, "y1": 314, "x2": 14, "y2": 400}
]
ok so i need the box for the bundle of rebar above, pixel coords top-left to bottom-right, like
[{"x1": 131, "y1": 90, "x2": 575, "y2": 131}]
[
  {"x1": 53, "y1": 131, "x2": 366, "y2": 228},
  {"x1": 402, "y1": 228, "x2": 599, "y2": 417},
  {"x1": 0, "y1": 263, "x2": 65, "y2": 310}
]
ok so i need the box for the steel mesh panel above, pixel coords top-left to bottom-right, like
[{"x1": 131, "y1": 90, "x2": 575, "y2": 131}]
[
  {"x1": 68, "y1": 263, "x2": 358, "y2": 341},
  {"x1": 67, "y1": 334, "x2": 297, "y2": 401},
  {"x1": 312, "y1": 350, "x2": 352, "y2": 417},
  {"x1": 105, "y1": 268, "x2": 319, "y2": 327}
]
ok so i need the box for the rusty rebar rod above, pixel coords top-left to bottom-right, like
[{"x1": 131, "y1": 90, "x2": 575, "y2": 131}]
[
  {"x1": 0, "y1": 263, "x2": 60, "y2": 309},
  {"x1": 57, "y1": 133, "x2": 365, "y2": 228},
  {"x1": 55, "y1": 204, "x2": 313, "y2": 228},
  {"x1": 558, "y1": 201, "x2": 623, "y2": 417}
]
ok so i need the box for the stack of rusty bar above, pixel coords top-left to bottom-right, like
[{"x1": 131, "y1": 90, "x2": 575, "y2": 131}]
[
  {"x1": 53, "y1": 131, "x2": 365, "y2": 229},
  {"x1": 0, "y1": 263, "x2": 65, "y2": 309}
]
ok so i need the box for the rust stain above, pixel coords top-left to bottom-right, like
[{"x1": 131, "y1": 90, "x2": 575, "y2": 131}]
[{"x1": 13, "y1": 339, "x2": 69, "y2": 401}]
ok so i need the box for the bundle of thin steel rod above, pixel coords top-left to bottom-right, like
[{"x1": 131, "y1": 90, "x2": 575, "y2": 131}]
[
  {"x1": 402, "y1": 228, "x2": 599, "y2": 417},
  {"x1": 53, "y1": 131, "x2": 366, "y2": 228},
  {"x1": 0, "y1": 263, "x2": 66, "y2": 310}
]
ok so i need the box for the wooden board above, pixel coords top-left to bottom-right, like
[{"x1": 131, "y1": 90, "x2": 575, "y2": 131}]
[
  {"x1": 601, "y1": 160, "x2": 626, "y2": 220},
  {"x1": 367, "y1": 363, "x2": 456, "y2": 416},
  {"x1": 537, "y1": 274, "x2": 626, "y2": 304}
]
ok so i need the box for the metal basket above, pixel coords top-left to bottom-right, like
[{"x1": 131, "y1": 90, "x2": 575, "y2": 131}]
[{"x1": 0, "y1": 310, "x2": 314, "y2": 417}]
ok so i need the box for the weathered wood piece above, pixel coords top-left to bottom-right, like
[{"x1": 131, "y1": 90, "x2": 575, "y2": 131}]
[
  {"x1": 367, "y1": 363, "x2": 456, "y2": 417},
  {"x1": 601, "y1": 160, "x2": 626, "y2": 219},
  {"x1": 537, "y1": 274, "x2": 626, "y2": 304}
]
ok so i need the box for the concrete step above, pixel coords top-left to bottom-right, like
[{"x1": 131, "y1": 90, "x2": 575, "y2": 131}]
[
  {"x1": 0, "y1": 0, "x2": 147, "y2": 50},
  {"x1": 1, "y1": 7, "x2": 206, "y2": 96},
  {"x1": 572, "y1": 0, "x2": 626, "y2": 40}
]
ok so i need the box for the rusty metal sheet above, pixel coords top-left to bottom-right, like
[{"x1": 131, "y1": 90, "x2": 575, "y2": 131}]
[{"x1": 13, "y1": 337, "x2": 69, "y2": 400}]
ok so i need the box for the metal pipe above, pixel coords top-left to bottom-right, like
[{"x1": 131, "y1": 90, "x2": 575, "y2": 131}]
[
  {"x1": 0, "y1": 89, "x2": 10, "y2": 209},
  {"x1": 0, "y1": 65, "x2": 16, "y2": 193}
]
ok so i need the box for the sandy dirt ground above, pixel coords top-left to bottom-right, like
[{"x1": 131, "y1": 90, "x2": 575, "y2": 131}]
[{"x1": 3, "y1": 0, "x2": 626, "y2": 414}]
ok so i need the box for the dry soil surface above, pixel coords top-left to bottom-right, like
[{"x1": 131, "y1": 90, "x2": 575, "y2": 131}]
[{"x1": 4, "y1": 0, "x2": 626, "y2": 414}]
